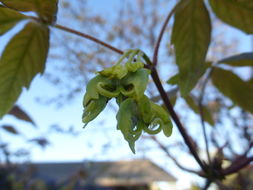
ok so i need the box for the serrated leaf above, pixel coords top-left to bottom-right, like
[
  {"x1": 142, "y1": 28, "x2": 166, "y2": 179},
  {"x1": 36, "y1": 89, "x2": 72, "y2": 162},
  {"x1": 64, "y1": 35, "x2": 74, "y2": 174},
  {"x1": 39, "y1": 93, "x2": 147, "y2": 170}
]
[
  {"x1": 1, "y1": 125, "x2": 19, "y2": 135},
  {"x1": 1, "y1": 0, "x2": 58, "y2": 23},
  {"x1": 8, "y1": 105, "x2": 36, "y2": 126},
  {"x1": 212, "y1": 67, "x2": 253, "y2": 113},
  {"x1": 0, "y1": 22, "x2": 49, "y2": 118},
  {"x1": 184, "y1": 95, "x2": 215, "y2": 126},
  {"x1": 0, "y1": 6, "x2": 27, "y2": 35},
  {"x1": 209, "y1": 0, "x2": 253, "y2": 34},
  {"x1": 171, "y1": 0, "x2": 211, "y2": 96},
  {"x1": 218, "y1": 52, "x2": 253, "y2": 67}
]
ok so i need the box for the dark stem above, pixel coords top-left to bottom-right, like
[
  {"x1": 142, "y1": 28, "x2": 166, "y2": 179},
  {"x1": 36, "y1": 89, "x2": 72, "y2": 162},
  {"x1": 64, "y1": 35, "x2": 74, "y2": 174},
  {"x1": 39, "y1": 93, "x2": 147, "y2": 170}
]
[
  {"x1": 198, "y1": 69, "x2": 213, "y2": 164},
  {"x1": 202, "y1": 179, "x2": 212, "y2": 190},
  {"x1": 152, "y1": 3, "x2": 179, "y2": 66},
  {"x1": 151, "y1": 68, "x2": 208, "y2": 173},
  {"x1": 54, "y1": 24, "x2": 124, "y2": 55},
  {"x1": 223, "y1": 156, "x2": 253, "y2": 175},
  {"x1": 28, "y1": 15, "x2": 124, "y2": 55}
]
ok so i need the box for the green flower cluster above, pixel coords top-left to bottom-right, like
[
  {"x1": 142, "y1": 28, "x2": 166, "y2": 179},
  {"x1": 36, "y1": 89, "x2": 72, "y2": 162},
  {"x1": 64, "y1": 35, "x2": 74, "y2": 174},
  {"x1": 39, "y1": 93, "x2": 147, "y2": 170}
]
[{"x1": 82, "y1": 50, "x2": 173, "y2": 153}]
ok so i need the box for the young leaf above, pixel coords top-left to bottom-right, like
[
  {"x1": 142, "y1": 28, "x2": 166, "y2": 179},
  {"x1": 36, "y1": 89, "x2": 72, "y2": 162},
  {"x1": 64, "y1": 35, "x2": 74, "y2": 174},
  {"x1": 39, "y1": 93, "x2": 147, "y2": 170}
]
[
  {"x1": 0, "y1": 6, "x2": 27, "y2": 35},
  {"x1": 116, "y1": 98, "x2": 141, "y2": 153},
  {"x1": 184, "y1": 95, "x2": 215, "y2": 126},
  {"x1": 121, "y1": 68, "x2": 150, "y2": 99},
  {"x1": 150, "y1": 102, "x2": 173, "y2": 137},
  {"x1": 171, "y1": 0, "x2": 211, "y2": 96},
  {"x1": 218, "y1": 52, "x2": 253, "y2": 67},
  {"x1": 0, "y1": 22, "x2": 49, "y2": 118},
  {"x1": 82, "y1": 96, "x2": 108, "y2": 127},
  {"x1": 212, "y1": 67, "x2": 253, "y2": 113},
  {"x1": 1, "y1": 125, "x2": 19, "y2": 135},
  {"x1": 1, "y1": 0, "x2": 58, "y2": 23},
  {"x1": 8, "y1": 105, "x2": 36, "y2": 126},
  {"x1": 209, "y1": 0, "x2": 253, "y2": 34},
  {"x1": 83, "y1": 75, "x2": 114, "y2": 106}
]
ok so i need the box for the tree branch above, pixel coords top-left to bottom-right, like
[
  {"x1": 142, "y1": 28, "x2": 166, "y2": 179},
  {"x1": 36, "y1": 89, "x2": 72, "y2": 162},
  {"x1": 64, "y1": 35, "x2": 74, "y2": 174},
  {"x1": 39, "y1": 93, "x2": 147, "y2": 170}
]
[
  {"x1": 223, "y1": 156, "x2": 253, "y2": 175},
  {"x1": 150, "y1": 136, "x2": 201, "y2": 175},
  {"x1": 152, "y1": 3, "x2": 179, "y2": 66},
  {"x1": 150, "y1": 68, "x2": 208, "y2": 173},
  {"x1": 198, "y1": 69, "x2": 213, "y2": 164},
  {"x1": 54, "y1": 24, "x2": 124, "y2": 55}
]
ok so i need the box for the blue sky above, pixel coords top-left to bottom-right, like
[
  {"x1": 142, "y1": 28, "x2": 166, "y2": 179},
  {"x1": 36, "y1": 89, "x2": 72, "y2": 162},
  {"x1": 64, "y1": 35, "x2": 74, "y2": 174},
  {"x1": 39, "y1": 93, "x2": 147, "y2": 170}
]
[{"x1": 0, "y1": 0, "x2": 253, "y2": 188}]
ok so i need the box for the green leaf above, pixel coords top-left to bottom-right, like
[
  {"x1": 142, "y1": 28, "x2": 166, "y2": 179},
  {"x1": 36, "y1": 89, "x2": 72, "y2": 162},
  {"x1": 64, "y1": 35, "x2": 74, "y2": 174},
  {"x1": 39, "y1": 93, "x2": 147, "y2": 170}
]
[
  {"x1": 82, "y1": 96, "x2": 108, "y2": 127},
  {"x1": 116, "y1": 98, "x2": 141, "y2": 153},
  {"x1": 83, "y1": 75, "x2": 116, "y2": 106},
  {"x1": 209, "y1": 0, "x2": 253, "y2": 34},
  {"x1": 8, "y1": 105, "x2": 36, "y2": 126},
  {"x1": 0, "y1": 6, "x2": 27, "y2": 35},
  {"x1": 184, "y1": 95, "x2": 215, "y2": 126},
  {"x1": 1, "y1": 125, "x2": 19, "y2": 135},
  {"x1": 171, "y1": 0, "x2": 211, "y2": 96},
  {"x1": 212, "y1": 67, "x2": 253, "y2": 113},
  {"x1": 218, "y1": 52, "x2": 253, "y2": 67},
  {"x1": 167, "y1": 74, "x2": 179, "y2": 85},
  {"x1": 150, "y1": 102, "x2": 173, "y2": 137},
  {"x1": 0, "y1": 22, "x2": 49, "y2": 118},
  {"x1": 121, "y1": 68, "x2": 150, "y2": 99},
  {"x1": 1, "y1": 0, "x2": 58, "y2": 23},
  {"x1": 137, "y1": 95, "x2": 152, "y2": 123}
]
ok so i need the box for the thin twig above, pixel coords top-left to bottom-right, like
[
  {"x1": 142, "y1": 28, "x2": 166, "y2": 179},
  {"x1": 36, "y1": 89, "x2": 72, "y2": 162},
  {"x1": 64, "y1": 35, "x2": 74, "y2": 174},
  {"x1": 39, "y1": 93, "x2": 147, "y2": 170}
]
[
  {"x1": 151, "y1": 68, "x2": 208, "y2": 173},
  {"x1": 27, "y1": 15, "x2": 124, "y2": 55},
  {"x1": 150, "y1": 136, "x2": 201, "y2": 175},
  {"x1": 54, "y1": 24, "x2": 124, "y2": 55},
  {"x1": 152, "y1": 2, "x2": 180, "y2": 66},
  {"x1": 198, "y1": 69, "x2": 214, "y2": 164}
]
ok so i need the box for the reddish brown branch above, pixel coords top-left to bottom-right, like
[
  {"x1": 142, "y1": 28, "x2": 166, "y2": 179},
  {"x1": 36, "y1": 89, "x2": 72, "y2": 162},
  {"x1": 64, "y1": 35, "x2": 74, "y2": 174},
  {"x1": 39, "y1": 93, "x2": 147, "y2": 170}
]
[
  {"x1": 150, "y1": 69, "x2": 208, "y2": 173},
  {"x1": 223, "y1": 156, "x2": 253, "y2": 175}
]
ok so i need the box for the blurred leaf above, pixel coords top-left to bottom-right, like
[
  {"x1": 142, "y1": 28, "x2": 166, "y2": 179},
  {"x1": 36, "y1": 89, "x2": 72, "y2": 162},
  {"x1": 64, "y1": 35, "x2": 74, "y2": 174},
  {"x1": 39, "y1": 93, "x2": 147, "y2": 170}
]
[
  {"x1": 8, "y1": 105, "x2": 36, "y2": 126},
  {"x1": 184, "y1": 95, "x2": 215, "y2": 126},
  {"x1": 28, "y1": 137, "x2": 50, "y2": 148},
  {"x1": 167, "y1": 74, "x2": 179, "y2": 85},
  {"x1": 171, "y1": 0, "x2": 211, "y2": 96},
  {"x1": 218, "y1": 52, "x2": 253, "y2": 66},
  {"x1": 0, "y1": 5, "x2": 27, "y2": 36},
  {"x1": 1, "y1": 0, "x2": 58, "y2": 23},
  {"x1": 1, "y1": 125, "x2": 19, "y2": 135},
  {"x1": 209, "y1": 0, "x2": 253, "y2": 34},
  {"x1": 212, "y1": 67, "x2": 253, "y2": 113},
  {"x1": 0, "y1": 22, "x2": 49, "y2": 118},
  {"x1": 151, "y1": 88, "x2": 178, "y2": 103}
]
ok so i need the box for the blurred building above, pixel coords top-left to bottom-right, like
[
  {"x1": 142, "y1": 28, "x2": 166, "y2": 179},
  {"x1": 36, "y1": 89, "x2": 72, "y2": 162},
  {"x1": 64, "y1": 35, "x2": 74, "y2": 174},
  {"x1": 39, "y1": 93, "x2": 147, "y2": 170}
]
[{"x1": 27, "y1": 159, "x2": 177, "y2": 190}]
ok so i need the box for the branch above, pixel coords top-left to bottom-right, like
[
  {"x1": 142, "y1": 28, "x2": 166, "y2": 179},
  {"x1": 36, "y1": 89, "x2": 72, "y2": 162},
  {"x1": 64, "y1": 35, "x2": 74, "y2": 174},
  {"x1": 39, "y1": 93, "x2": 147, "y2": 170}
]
[
  {"x1": 198, "y1": 69, "x2": 213, "y2": 164},
  {"x1": 223, "y1": 156, "x2": 253, "y2": 175},
  {"x1": 152, "y1": 3, "x2": 179, "y2": 66},
  {"x1": 149, "y1": 136, "x2": 201, "y2": 175},
  {"x1": 54, "y1": 24, "x2": 124, "y2": 55},
  {"x1": 150, "y1": 68, "x2": 208, "y2": 173},
  {"x1": 27, "y1": 15, "x2": 124, "y2": 55}
]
